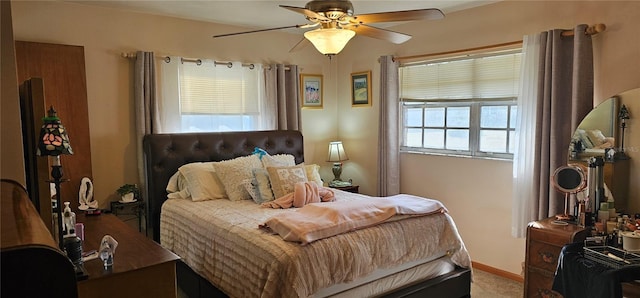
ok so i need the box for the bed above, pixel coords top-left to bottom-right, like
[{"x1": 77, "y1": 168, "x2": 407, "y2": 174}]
[{"x1": 143, "y1": 130, "x2": 472, "y2": 298}]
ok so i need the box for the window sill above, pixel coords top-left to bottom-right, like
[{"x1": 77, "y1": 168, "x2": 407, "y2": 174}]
[{"x1": 400, "y1": 150, "x2": 513, "y2": 162}]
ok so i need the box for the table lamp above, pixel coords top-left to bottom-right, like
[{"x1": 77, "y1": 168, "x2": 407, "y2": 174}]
[
  {"x1": 327, "y1": 141, "x2": 349, "y2": 186},
  {"x1": 37, "y1": 106, "x2": 73, "y2": 249},
  {"x1": 617, "y1": 104, "x2": 630, "y2": 159}
]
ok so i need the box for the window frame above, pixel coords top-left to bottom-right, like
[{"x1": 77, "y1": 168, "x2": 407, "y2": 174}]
[
  {"x1": 399, "y1": 49, "x2": 521, "y2": 160},
  {"x1": 401, "y1": 98, "x2": 516, "y2": 159}
]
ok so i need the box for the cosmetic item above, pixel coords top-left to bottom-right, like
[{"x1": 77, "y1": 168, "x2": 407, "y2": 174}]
[
  {"x1": 598, "y1": 210, "x2": 611, "y2": 224},
  {"x1": 75, "y1": 223, "x2": 84, "y2": 241}
]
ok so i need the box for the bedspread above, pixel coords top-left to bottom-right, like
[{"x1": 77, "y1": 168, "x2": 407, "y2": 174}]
[
  {"x1": 160, "y1": 190, "x2": 471, "y2": 298},
  {"x1": 261, "y1": 195, "x2": 447, "y2": 244}
]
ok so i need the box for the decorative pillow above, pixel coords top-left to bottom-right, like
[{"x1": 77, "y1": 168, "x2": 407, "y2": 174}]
[
  {"x1": 252, "y1": 168, "x2": 275, "y2": 203},
  {"x1": 304, "y1": 164, "x2": 324, "y2": 187},
  {"x1": 266, "y1": 165, "x2": 308, "y2": 199},
  {"x1": 242, "y1": 178, "x2": 259, "y2": 202},
  {"x1": 177, "y1": 162, "x2": 226, "y2": 201},
  {"x1": 213, "y1": 154, "x2": 262, "y2": 201}
]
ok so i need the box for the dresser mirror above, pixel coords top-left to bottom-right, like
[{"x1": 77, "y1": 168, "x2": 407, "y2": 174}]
[
  {"x1": 569, "y1": 87, "x2": 638, "y2": 213},
  {"x1": 570, "y1": 97, "x2": 618, "y2": 160}
]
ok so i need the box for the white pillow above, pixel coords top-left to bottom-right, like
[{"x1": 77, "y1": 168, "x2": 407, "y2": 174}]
[
  {"x1": 587, "y1": 129, "x2": 607, "y2": 147},
  {"x1": 261, "y1": 153, "x2": 295, "y2": 168},
  {"x1": 166, "y1": 172, "x2": 180, "y2": 193},
  {"x1": 178, "y1": 162, "x2": 227, "y2": 201},
  {"x1": 213, "y1": 155, "x2": 262, "y2": 201},
  {"x1": 166, "y1": 172, "x2": 191, "y2": 200},
  {"x1": 304, "y1": 164, "x2": 323, "y2": 187}
]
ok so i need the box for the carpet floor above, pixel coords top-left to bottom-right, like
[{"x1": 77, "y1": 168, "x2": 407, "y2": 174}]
[{"x1": 471, "y1": 268, "x2": 524, "y2": 298}]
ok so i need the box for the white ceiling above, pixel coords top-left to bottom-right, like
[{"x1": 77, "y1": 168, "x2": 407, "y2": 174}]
[{"x1": 67, "y1": 0, "x2": 497, "y2": 31}]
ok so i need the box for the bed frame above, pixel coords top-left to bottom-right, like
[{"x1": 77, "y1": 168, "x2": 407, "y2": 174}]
[{"x1": 143, "y1": 130, "x2": 471, "y2": 298}]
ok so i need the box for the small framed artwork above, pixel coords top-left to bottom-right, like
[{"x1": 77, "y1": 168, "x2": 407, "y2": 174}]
[
  {"x1": 351, "y1": 71, "x2": 372, "y2": 106},
  {"x1": 300, "y1": 74, "x2": 323, "y2": 108}
]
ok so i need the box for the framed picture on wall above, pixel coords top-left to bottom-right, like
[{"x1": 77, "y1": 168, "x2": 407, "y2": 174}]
[
  {"x1": 300, "y1": 74, "x2": 323, "y2": 108},
  {"x1": 351, "y1": 71, "x2": 372, "y2": 106}
]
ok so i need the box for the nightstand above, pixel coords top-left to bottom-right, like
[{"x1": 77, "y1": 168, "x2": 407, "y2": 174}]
[
  {"x1": 110, "y1": 200, "x2": 144, "y2": 233},
  {"x1": 329, "y1": 184, "x2": 359, "y2": 193}
]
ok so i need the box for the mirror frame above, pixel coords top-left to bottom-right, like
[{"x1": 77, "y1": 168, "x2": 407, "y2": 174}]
[{"x1": 552, "y1": 165, "x2": 586, "y2": 194}]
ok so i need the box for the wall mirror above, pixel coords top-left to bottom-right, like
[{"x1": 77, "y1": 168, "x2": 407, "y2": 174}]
[{"x1": 568, "y1": 88, "x2": 638, "y2": 213}]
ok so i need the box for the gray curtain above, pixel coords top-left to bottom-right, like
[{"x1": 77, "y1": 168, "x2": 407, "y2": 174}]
[
  {"x1": 134, "y1": 51, "x2": 159, "y2": 200},
  {"x1": 534, "y1": 25, "x2": 594, "y2": 218},
  {"x1": 264, "y1": 64, "x2": 301, "y2": 130},
  {"x1": 377, "y1": 55, "x2": 400, "y2": 196}
]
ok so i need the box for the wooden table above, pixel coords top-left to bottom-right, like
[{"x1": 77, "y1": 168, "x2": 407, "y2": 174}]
[{"x1": 76, "y1": 213, "x2": 179, "y2": 298}]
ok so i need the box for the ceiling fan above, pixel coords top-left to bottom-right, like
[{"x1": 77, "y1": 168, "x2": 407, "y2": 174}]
[{"x1": 213, "y1": 0, "x2": 445, "y2": 56}]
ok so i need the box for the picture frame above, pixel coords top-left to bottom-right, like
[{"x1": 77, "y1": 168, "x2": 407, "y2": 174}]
[
  {"x1": 351, "y1": 71, "x2": 372, "y2": 106},
  {"x1": 300, "y1": 74, "x2": 323, "y2": 108}
]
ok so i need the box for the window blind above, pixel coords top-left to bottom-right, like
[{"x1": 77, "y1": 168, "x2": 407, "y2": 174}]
[
  {"x1": 179, "y1": 61, "x2": 260, "y2": 114},
  {"x1": 400, "y1": 50, "x2": 521, "y2": 100}
]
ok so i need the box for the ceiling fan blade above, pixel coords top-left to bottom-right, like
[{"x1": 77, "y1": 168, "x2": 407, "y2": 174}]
[
  {"x1": 213, "y1": 25, "x2": 306, "y2": 38},
  {"x1": 350, "y1": 8, "x2": 444, "y2": 24},
  {"x1": 289, "y1": 38, "x2": 311, "y2": 53},
  {"x1": 347, "y1": 24, "x2": 412, "y2": 44},
  {"x1": 280, "y1": 5, "x2": 330, "y2": 22}
]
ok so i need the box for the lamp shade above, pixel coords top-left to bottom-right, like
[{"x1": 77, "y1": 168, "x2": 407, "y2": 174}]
[
  {"x1": 619, "y1": 104, "x2": 630, "y2": 120},
  {"x1": 37, "y1": 106, "x2": 73, "y2": 156},
  {"x1": 304, "y1": 28, "x2": 356, "y2": 55},
  {"x1": 327, "y1": 141, "x2": 349, "y2": 162}
]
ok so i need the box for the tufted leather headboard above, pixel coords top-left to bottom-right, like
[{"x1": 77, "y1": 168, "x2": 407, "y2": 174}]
[{"x1": 142, "y1": 130, "x2": 304, "y2": 241}]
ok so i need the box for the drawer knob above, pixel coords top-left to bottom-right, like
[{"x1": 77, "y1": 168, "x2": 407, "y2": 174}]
[
  {"x1": 538, "y1": 288, "x2": 560, "y2": 298},
  {"x1": 539, "y1": 251, "x2": 555, "y2": 264}
]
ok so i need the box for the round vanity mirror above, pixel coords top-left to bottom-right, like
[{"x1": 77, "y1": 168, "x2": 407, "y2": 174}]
[
  {"x1": 552, "y1": 165, "x2": 586, "y2": 193},
  {"x1": 552, "y1": 165, "x2": 586, "y2": 221}
]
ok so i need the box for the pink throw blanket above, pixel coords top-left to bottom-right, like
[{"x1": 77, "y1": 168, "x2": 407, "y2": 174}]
[
  {"x1": 261, "y1": 181, "x2": 335, "y2": 209},
  {"x1": 260, "y1": 194, "x2": 447, "y2": 245}
]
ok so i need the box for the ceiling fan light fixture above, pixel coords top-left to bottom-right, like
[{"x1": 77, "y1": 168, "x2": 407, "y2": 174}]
[{"x1": 304, "y1": 28, "x2": 355, "y2": 55}]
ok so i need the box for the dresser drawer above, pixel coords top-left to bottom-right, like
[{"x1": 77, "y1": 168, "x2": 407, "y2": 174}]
[
  {"x1": 528, "y1": 240, "x2": 562, "y2": 272},
  {"x1": 526, "y1": 268, "x2": 563, "y2": 298},
  {"x1": 528, "y1": 227, "x2": 574, "y2": 246}
]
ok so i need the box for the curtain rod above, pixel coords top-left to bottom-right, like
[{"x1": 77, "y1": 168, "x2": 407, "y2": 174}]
[
  {"x1": 121, "y1": 52, "x2": 256, "y2": 69},
  {"x1": 395, "y1": 23, "x2": 606, "y2": 62}
]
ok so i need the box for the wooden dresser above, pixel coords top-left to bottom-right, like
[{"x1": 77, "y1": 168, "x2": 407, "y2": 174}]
[
  {"x1": 524, "y1": 217, "x2": 589, "y2": 298},
  {"x1": 77, "y1": 213, "x2": 180, "y2": 298}
]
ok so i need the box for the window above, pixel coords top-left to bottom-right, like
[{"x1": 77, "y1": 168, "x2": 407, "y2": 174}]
[
  {"x1": 159, "y1": 58, "x2": 266, "y2": 133},
  {"x1": 400, "y1": 50, "x2": 521, "y2": 159}
]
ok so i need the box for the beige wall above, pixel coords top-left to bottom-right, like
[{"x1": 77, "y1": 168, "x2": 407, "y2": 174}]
[
  {"x1": 10, "y1": 0, "x2": 640, "y2": 276},
  {"x1": 10, "y1": 0, "x2": 340, "y2": 207},
  {"x1": 332, "y1": 1, "x2": 640, "y2": 275}
]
